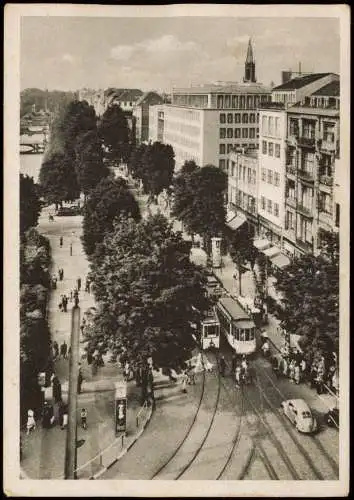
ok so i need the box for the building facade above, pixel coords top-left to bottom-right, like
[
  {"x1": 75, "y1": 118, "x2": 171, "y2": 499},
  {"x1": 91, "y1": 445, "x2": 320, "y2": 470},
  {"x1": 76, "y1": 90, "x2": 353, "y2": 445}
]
[{"x1": 133, "y1": 91, "x2": 165, "y2": 144}]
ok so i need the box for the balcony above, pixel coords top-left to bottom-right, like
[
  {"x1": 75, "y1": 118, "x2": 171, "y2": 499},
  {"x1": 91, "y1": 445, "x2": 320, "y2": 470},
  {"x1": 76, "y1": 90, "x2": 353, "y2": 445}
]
[
  {"x1": 286, "y1": 197, "x2": 297, "y2": 209},
  {"x1": 319, "y1": 139, "x2": 336, "y2": 153},
  {"x1": 297, "y1": 136, "x2": 316, "y2": 149},
  {"x1": 297, "y1": 203, "x2": 314, "y2": 218},
  {"x1": 296, "y1": 238, "x2": 313, "y2": 253},
  {"x1": 319, "y1": 175, "x2": 333, "y2": 187},
  {"x1": 298, "y1": 169, "x2": 314, "y2": 183},
  {"x1": 286, "y1": 164, "x2": 296, "y2": 177},
  {"x1": 287, "y1": 134, "x2": 298, "y2": 147},
  {"x1": 319, "y1": 211, "x2": 334, "y2": 229}
]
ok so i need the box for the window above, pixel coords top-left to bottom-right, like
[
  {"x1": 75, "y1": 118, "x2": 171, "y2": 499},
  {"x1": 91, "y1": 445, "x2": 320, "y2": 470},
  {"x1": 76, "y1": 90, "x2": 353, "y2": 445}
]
[
  {"x1": 262, "y1": 140, "x2": 267, "y2": 154},
  {"x1": 227, "y1": 113, "x2": 233, "y2": 124},
  {"x1": 268, "y1": 142, "x2": 274, "y2": 156},
  {"x1": 235, "y1": 128, "x2": 241, "y2": 138},
  {"x1": 239, "y1": 166, "x2": 242, "y2": 179},
  {"x1": 219, "y1": 159, "x2": 226, "y2": 169},
  {"x1": 303, "y1": 119, "x2": 316, "y2": 139},
  {"x1": 285, "y1": 211, "x2": 294, "y2": 230},
  {"x1": 275, "y1": 117, "x2": 280, "y2": 137},
  {"x1": 243, "y1": 166, "x2": 246, "y2": 182},
  {"x1": 227, "y1": 144, "x2": 233, "y2": 154},
  {"x1": 261, "y1": 196, "x2": 266, "y2": 210},
  {"x1": 319, "y1": 192, "x2": 332, "y2": 213},
  {"x1": 225, "y1": 95, "x2": 231, "y2": 108},
  {"x1": 274, "y1": 203, "x2": 279, "y2": 217},
  {"x1": 220, "y1": 128, "x2": 226, "y2": 139},
  {"x1": 249, "y1": 128, "x2": 255, "y2": 139},
  {"x1": 287, "y1": 180, "x2": 296, "y2": 199},
  {"x1": 235, "y1": 113, "x2": 241, "y2": 123},
  {"x1": 262, "y1": 115, "x2": 267, "y2": 134},
  {"x1": 240, "y1": 95, "x2": 245, "y2": 109},
  {"x1": 275, "y1": 144, "x2": 280, "y2": 158},
  {"x1": 323, "y1": 122, "x2": 335, "y2": 142},
  {"x1": 252, "y1": 169, "x2": 256, "y2": 184},
  {"x1": 250, "y1": 113, "x2": 256, "y2": 123},
  {"x1": 301, "y1": 186, "x2": 313, "y2": 210},
  {"x1": 220, "y1": 113, "x2": 226, "y2": 124},
  {"x1": 267, "y1": 199, "x2": 273, "y2": 214},
  {"x1": 261, "y1": 168, "x2": 266, "y2": 181},
  {"x1": 267, "y1": 169, "x2": 273, "y2": 184},
  {"x1": 274, "y1": 172, "x2": 280, "y2": 186},
  {"x1": 289, "y1": 118, "x2": 299, "y2": 137},
  {"x1": 231, "y1": 161, "x2": 235, "y2": 177},
  {"x1": 302, "y1": 152, "x2": 314, "y2": 173},
  {"x1": 300, "y1": 218, "x2": 313, "y2": 244},
  {"x1": 247, "y1": 168, "x2": 252, "y2": 183},
  {"x1": 232, "y1": 95, "x2": 239, "y2": 108},
  {"x1": 242, "y1": 128, "x2": 248, "y2": 138},
  {"x1": 217, "y1": 95, "x2": 224, "y2": 109},
  {"x1": 242, "y1": 113, "x2": 249, "y2": 124},
  {"x1": 219, "y1": 143, "x2": 226, "y2": 154},
  {"x1": 227, "y1": 128, "x2": 233, "y2": 138}
]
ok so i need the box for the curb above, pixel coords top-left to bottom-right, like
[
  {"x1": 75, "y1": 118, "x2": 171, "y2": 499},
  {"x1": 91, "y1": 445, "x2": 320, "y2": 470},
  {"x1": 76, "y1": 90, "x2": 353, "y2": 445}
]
[{"x1": 89, "y1": 404, "x2": 154, "y2": 480}]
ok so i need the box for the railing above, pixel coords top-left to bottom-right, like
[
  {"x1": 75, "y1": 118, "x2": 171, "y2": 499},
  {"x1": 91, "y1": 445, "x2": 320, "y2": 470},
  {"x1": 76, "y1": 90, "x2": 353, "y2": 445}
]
[
  {"x1": 319, "y1": 139, "x2": 336, "y2": 153},
  {"x1": 298, "y1": 169, "x2": 314, "y2": 182},
  {"x1": 296, "y1": 237, "x2": 313, "y2": 252},
  {"x1": 297, "y1": 203, "x2": 313, "y2": 217},
  {"x1": 286, "y1": 197, "x2": 296, "y2": 209},
  {"x1": 286, "y1": 165, "x2": 296, "y2": 176},
  {"x1": 297, "y1": 136, "x2": 315, "y2": 148},
  {"x1": 319, "y1": 175, "x2": 333, "y2": 187},
  {"x1": 287, "y1": 134, "x2": 298, "y2": 146}
]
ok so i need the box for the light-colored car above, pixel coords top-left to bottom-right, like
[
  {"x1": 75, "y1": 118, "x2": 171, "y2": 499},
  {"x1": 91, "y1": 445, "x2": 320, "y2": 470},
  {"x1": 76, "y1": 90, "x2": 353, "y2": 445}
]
[{"x1": 280, "y1": 399, "x2": 317, "y2": 433}]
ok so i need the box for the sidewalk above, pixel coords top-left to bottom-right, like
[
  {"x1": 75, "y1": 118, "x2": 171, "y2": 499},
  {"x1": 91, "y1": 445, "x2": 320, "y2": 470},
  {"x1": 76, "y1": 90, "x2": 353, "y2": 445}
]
[{"x1": 20, "y1": 206, "x2": 152, "y2": 479}]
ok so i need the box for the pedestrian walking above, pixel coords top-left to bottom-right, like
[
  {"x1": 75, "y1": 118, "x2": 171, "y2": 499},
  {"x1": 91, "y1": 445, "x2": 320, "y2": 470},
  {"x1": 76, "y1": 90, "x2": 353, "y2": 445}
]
[
  {"x1": 42, "y1": 402, "x2": 55, "y2": 428},
  {"x1": 60, "y1": 403, "x2": 68, "y2": 430},
  {"x1": 289, "y1": 359, "x2": 295, "y2": 382},
  {"x1": 294, "y1": 364, "x2": 301, "y2": 385},
  {"x1": 59, "y1": 236, "x2": 63, "y2": 247},
  {"x1": 68, "y1": 346, "x2": 71, "y2": 358},
  {"x1": 53, "y1": 341, "x2": 59, "y2": 360},
  {"x1": 59, "y1": 268, "x2": 64, "y2": 281},
  {"x1": 282, "y1": 357, "x2": 288, "y2": 377},
  {"x1": 26, "y1": 409, "x2": 36, "y2": 435},
  {"x1": 85, "y1": 278, "x2": 90, "y2": 293},
  {"x1": 60, "y1": 341, "x2": 68, "y2": 360},
  {"x1": 80, "y1": 408, "x2": 87, "y2": 429},
  {"x1": 62, "y1": 295, "x2": 68, "y2": 313},
  {"x1": 77, "y1": 369, "x2": 83, "y2": 394},
  {"x1": 77, "y1": 277, "x2": 81, "y2": 291},
  {"x1": 181, "y1": 370, "x2": 188, "y2": 393},
  {"x1": 52, "y1": 275, "x2": 57, "y2": 290},
  {"x1": 219, "y1": 355, "x2": 226, "y2": 377},
  {"x1": 231, "y1": 353, "x2": 237, "y2": 374},
  {"x1": 52, "y1": 376, "x2": 62, "y2": 403},
  {"x1": 70, "y1": 243, "x2": 73, "y2": 256},
  {"x1": 235, "y1": 365, "x2": 241, "y2": 388},
  {"x1": 70, "y1": 290, "x2": 73, "y2": 302}
]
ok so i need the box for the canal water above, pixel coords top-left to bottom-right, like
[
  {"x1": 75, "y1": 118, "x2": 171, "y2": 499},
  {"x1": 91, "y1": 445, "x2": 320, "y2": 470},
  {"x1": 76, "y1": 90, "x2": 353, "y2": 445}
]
[{"x1": 20, "y1": 153, "x2": 43, "y2": 183}]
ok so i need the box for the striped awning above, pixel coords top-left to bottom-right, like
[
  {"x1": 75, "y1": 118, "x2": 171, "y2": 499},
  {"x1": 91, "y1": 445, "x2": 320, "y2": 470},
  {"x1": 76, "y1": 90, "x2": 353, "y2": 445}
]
[
  {"x1": 253, "y1": 238, "x2": 271, "y2": 251},
  {"x1": 270, "y1": 252, "x2": 291, "y2": 269},
  {"x1": 262, "y1": 246, "x2": 281, "y2": 258},
  {"x1": 227, "y1": 213, "x2": 247, "y2": 231}
]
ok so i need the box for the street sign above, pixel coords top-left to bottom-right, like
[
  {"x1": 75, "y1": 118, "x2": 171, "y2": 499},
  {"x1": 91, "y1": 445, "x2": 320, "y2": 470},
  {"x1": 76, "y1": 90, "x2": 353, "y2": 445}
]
[
  {"x1": 115, "y1": 381, "x2": 127, "y2": 399},
  {"x1": 115, "y1": 398, "x2": 127, "y2": 435}
]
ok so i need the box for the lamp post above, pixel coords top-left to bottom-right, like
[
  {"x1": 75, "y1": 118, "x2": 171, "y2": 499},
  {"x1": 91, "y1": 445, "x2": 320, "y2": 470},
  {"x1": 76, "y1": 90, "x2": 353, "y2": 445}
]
[{"x1": 64, "y1": 304, "x2": 81, "y2": 479}]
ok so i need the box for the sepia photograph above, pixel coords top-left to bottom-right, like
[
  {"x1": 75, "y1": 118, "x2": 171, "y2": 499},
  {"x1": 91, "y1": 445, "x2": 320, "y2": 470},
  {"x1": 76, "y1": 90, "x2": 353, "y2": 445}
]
[{"x1": 4, "y1": 3, "x2": 349, "y2": 497}]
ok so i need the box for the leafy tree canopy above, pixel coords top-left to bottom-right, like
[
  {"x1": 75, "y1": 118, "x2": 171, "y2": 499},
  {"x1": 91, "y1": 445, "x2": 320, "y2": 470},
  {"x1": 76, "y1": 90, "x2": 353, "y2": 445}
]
[
  {"x1": 98, "y1": 104, "x2": 131, "y2": 163},
  {"x1": 20, "y1": 174, "x2": 42, "y2": 235},
  {"x1": 89, "y1": 213, "x2": 211, "y2": 369},
  {"x1": 82, "y1": 176, "x2": 141, "y2": 256},
  {"x1": 228, "y1": 223, "x2": 257, "y2": 295},
  {"x1": 274, "y1": 253, "x2": 339, "y2": 356},
  {"x1": 39, "y1": 151, "x2": 80, "y2": 205}
]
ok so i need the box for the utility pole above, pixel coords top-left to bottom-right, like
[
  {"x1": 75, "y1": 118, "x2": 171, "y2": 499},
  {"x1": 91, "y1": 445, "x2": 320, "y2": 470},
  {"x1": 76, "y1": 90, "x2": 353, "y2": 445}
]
[{"x1": 64, "y1": 304, "x2": 81, "y2": 479}]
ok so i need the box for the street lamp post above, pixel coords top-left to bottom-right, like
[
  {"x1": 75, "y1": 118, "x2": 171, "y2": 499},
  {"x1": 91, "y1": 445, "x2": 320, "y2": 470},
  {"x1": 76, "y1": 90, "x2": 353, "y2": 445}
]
[{"x1": 64, "y1": 304, "x2": 81, "y2": 479}]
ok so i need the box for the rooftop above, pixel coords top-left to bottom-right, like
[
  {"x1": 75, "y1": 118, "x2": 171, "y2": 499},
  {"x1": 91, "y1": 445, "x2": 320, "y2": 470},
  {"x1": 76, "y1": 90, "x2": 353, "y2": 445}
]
[
  {"x1": 135, "y1": 91, "x2": 164, "y2": 106},
  {"x1": 172, "y1": 82, "x2": 271, "y2": 95},
  {"x1": 287, "y1": 106, "x2": 339, "y2": 117},
  {"x1": 273, "y1": 73, "x2": 334, "y2": 91},
  {"x1": 311, "y1": 80, "x2": 340, "y2": 97},
  {"x1": 259, "y1": 102, "x2": 286, "y2": 110}
]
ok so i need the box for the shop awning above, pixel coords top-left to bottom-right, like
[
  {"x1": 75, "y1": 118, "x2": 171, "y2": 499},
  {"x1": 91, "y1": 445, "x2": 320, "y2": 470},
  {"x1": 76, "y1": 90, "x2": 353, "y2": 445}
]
[
  {"x1": 227, "y1": 213, "x2": 247, "y2": 231},
  {"x1": 253, "y1": 238, "x2": 271, "y2": 251},
  {"x1": 262, "y1": 246, "x2": 281, "y2": 258},
  {"x1": 270, "y1": 252, "x2": 291, "y2": 269}
]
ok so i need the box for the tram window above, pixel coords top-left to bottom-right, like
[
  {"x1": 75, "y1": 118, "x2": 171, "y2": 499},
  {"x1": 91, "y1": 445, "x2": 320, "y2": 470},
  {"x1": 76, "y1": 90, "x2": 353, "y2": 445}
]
[
  {"x1": 240, "y1": 330, "x2": 246, "y2": 341},
  {"x1": 204, "y1": 324, "x2": 219, "y2": 337},
  {"x1": 232, "y1": 324, "x2": 238, "y2": 339}
]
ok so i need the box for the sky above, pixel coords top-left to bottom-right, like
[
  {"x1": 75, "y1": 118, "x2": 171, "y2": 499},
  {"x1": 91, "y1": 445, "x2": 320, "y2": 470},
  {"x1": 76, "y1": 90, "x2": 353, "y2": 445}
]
[{"x1": 20, "y1": 16, "x2": 340, "y2": 93}]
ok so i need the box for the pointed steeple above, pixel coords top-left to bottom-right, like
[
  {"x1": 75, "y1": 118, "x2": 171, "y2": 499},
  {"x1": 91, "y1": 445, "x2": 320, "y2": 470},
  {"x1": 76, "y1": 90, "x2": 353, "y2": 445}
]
[{"x1": 244, "y1": 38, "x2": 256, "y2": 83}]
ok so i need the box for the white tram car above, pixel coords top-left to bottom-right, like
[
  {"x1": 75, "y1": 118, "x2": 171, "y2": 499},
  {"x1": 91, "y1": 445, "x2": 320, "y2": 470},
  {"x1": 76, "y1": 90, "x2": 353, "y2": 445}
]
[
  {"x1": 201, "y1": 308, "x2": 220, "y2": 350},
  {"x1": 216, "y1": 296, "x2": 256, "y2": 356}
]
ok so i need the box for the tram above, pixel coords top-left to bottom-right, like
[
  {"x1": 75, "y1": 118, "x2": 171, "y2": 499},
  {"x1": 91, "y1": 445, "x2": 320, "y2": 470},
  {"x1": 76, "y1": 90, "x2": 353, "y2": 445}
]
[
  {"x1": 200, "y1": 308, "x2": 220, "y2": 350},
  {"x1": 216, "y1": 296, "x2": 256, "y2": 356}
]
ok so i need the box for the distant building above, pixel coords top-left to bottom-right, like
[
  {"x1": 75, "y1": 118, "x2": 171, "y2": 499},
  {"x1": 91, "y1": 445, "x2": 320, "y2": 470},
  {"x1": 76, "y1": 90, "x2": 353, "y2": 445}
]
[
  {"x1": 133, "y1": 91, "x2": 165, "y2": 144},
  {"x1": 148, "y1": 39, "x2": 271, "y2": 170}
]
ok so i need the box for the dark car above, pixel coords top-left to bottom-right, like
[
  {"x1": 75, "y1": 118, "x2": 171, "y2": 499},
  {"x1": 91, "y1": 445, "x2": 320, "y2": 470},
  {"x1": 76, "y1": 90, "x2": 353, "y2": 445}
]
[
  {"x1": 56, "y1": 205, "x2": 81, "y2": 216},
  {"x1": 325, "y1": 407, "x2": 339, "y2": 428}
]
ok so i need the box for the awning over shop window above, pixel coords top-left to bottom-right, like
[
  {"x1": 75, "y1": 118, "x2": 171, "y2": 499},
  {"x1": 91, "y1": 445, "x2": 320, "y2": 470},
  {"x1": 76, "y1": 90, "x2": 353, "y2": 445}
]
[
  {"x1": 270, "y1": 252, "x2": 291, "y2": 269},
  {"x1": 227, "y1": 213, "x2": 247, "y2": 231},
  {"x1": 262, "y1": 246, "x2": 281, "y2": 258},
  {"x1": 253, "y1": 238, "x2": 271, "y2": 251}
]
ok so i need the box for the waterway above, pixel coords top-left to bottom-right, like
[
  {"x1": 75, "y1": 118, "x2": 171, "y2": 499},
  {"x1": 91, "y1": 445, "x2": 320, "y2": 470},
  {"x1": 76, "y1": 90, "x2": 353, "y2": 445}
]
[{"x1": 20, "y1": 153, "x2": 43, "y2": 183}]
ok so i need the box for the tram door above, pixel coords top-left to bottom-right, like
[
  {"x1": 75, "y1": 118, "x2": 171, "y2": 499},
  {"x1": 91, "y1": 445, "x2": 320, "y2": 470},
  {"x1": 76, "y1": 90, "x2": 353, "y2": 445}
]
[{"x1": 201, "y1": 318, "x2": 220, "y2": 350}]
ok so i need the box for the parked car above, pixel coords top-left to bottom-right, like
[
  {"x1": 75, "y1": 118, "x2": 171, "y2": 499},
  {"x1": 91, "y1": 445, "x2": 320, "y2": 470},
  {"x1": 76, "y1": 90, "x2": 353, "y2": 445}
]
[
  {"x1": 325, "y1": 407, "x2": 339, "y2": 428},
  {"x1": 280, "y1": 399, "x2": 317, "y2": 433}
]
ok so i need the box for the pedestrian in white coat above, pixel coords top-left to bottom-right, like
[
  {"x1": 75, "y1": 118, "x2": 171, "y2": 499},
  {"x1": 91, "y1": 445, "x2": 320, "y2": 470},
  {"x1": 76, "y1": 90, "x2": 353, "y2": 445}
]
[{"x1": 26, "y1": 409, "x2": 36, "y2": 435}]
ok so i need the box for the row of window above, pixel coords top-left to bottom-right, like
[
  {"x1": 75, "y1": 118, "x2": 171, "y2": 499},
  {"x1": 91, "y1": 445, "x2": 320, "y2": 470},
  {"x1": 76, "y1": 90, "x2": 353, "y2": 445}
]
[
  {"x1": 165, "y1": 121, "x2": 200, "y2": 137},
  {"x1": 262, "y1": 140, "x2": 281, "y2": 158},
  {"x1": 229, "y1": 164, "x2": 257, "y2": 185},
  {"x1": 220, "y1": 112, "x2": 259, "y2": 124},
  {"x1": 216, "y1": 94, "x2": 270, "y2": 110},
  {"x1": 260, "y1": 197, "x2": 280, "y2": 217},
  {"x1": 231, "y1": 190, "x2": 257, "y2": 214},
  {"x1": 220, "y1": 127, "x2": 259, "y2": 139},
  {"x1": 261, "y1": 168, "x2": 280, "y2": 186},
  {"x1": 261, "y1": 115, "x2": 281, "y2": 137},
  {"x1": 165, "y1": 106, "x2": 201, "y2": 122}
]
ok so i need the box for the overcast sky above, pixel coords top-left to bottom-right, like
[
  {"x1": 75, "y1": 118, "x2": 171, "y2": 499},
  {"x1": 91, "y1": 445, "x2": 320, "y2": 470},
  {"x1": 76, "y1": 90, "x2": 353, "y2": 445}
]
[{"x1": 20, "y1": 16, "x2": 340, "y2": 92}]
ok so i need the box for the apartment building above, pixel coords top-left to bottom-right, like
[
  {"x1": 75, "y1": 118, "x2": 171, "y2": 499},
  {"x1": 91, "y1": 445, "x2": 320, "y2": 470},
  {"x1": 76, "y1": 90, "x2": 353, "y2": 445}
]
[
  {"x1": 133, "y1": 91, "x2": 165, "y2": 144},
  {"x1": 148, "y1": 40, "x2": 271, "y2": 170},
  {"x1": 227, "y1": 149, "x2": 258, "y2": 235},
  {"x1": 257, "y1": 104, "x2": 288, "y2": 247}
]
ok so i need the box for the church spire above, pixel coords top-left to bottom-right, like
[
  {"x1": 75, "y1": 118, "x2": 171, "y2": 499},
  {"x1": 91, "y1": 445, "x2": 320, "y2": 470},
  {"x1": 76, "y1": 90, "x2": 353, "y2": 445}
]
[{"x1": 244, "y1": 38, "x2": 256, "y2": 83}]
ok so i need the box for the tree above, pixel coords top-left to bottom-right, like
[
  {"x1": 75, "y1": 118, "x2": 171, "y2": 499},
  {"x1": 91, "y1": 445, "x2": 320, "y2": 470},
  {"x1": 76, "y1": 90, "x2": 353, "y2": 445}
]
[
  {"x1": 183, "y1": 164, "x2": 227, "y2": 255},
  {"x1": 82, "y1": 176, "x2": 141, "y2": 257},
  {"x1": 20, "y1": 174, "x2": 42, "y2": 235},
  {"x1": 128, "y1": 143, "x2": 148, "y2": 182},
  {"x1": 274, "y1": 253, "x2": 339, "y2": 359},
  {"x1": 318, "y1": 230, "x2": 339, "y2": 266},
  {"x1": 75, "y1": 130, "x2": 110, "y2": 197},
  {"x1": 89, "y1": 213, "x2": 211, "y2": 400},
  {"x1": 171, "y1": 160, "x2": 199, "y2": 225},
  {"x1": 98, "y1": 104, "x2": 131, "y2": 163},
  {"x1": 39, "y1": 152, "x2": 80, "y2": 207},
  {"x1": 141, "y1": 142, "x2": 175, "y2": 203},
  {"x1": 228, "y1": 224, "x2": 257, "y2": 296}
]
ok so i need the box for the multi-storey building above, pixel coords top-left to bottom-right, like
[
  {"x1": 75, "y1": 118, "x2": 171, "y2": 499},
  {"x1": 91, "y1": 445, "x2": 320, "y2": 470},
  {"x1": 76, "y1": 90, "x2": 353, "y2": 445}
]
[
  {"x1": 78, "y1": 88, "x2": 143, "y2": 117},
  {"x1": 284, "y1": 80, "x2": 340, "y2": 257},
  {"x1": 227, "y1": 149, "x2": 258, "y2": 235},
  {"x1": 148, "y1": 40, "x2": 271, "y2": 170},
  {"x1": 133, "y1": 91, "x2": 165, "y2": 144}
]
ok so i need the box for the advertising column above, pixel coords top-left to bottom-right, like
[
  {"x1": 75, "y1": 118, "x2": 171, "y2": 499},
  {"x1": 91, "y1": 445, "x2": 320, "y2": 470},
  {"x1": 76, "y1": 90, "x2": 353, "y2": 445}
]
[{"x1": 115, "y1": 381, "x2": 127, "y2": 436}]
